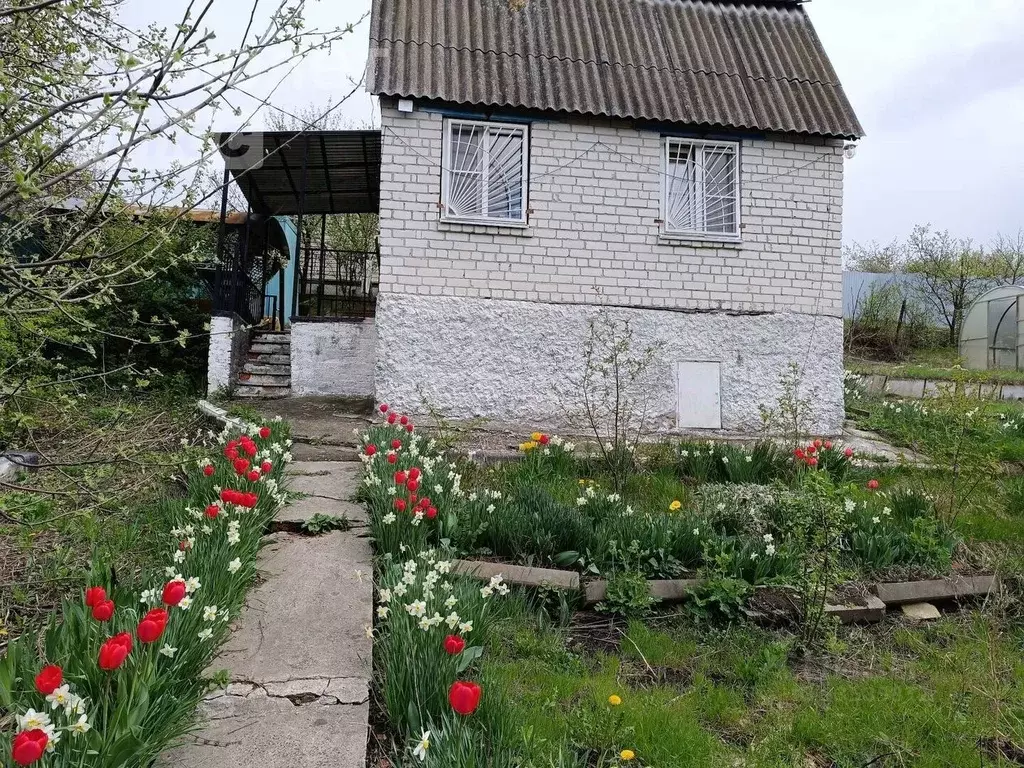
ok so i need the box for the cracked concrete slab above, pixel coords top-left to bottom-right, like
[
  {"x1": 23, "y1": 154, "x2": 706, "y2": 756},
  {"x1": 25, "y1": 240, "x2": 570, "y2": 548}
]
[
  {"x1": 161, "y1": 693, "x2": 368, "y2": 768},
  {"x1": 286, "y1": 463, "x2": 363, "y2": 500},
  {"x1": 214, "y1": 530, "x2": 372, "y2": 686},
  {"x1": 276, "y1": 495, "x2": 368, "y2": 526}
]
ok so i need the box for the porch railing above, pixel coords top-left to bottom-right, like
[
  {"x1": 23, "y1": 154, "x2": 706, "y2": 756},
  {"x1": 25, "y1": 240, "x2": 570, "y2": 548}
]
[{"x1": 294, "y1": 246, "x2": 379, "y2": 319}]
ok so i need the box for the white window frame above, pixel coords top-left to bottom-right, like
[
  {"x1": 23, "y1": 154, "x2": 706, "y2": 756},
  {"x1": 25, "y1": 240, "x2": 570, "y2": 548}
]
[
  {"x1": 661, "y1": 137, "x2": 741, "y2": 241},
  {"x1": 440, "y1": 118, "x2": 529, "y2": 226}
]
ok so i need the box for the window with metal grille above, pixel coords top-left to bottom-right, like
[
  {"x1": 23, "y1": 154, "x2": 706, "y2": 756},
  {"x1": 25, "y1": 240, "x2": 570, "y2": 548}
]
[
  {"x1": 663, "y1": 138, "x2": 740, "y2": 239},
  {"x1": 441, "y1": 119, "x2": 528, "y2": 225}
]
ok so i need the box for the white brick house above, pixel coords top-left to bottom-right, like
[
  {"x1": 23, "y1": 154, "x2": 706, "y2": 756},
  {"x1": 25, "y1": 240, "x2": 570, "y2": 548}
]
[{"x1": 366, "y1": 0, "x2": 863, "y2": 433}]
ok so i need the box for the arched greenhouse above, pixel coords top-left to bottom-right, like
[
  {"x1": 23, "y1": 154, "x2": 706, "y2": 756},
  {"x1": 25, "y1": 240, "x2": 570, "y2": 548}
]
[{"x1": 959, "y1": 285, "x2": 1024, "y2": 370}]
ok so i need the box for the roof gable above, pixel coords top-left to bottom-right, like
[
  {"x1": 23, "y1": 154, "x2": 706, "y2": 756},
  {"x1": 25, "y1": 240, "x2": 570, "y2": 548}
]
[{"x1": 368, "y1": 0, "x2": 863, "y2": 139}]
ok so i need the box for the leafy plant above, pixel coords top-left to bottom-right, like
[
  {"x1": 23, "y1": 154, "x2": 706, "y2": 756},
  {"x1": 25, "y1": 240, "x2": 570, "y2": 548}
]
[
  {"x1": 300, "y1": 513, "x2": 351, "y2": 534},
  {"x1": 596, "y1": 571, "x2": 656, "y2": 618}
]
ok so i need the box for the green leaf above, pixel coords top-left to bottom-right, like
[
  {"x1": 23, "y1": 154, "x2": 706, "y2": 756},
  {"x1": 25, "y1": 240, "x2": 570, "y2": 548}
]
[{"x1": 456, "y1": 645, "x2": 484, "y2": 673}]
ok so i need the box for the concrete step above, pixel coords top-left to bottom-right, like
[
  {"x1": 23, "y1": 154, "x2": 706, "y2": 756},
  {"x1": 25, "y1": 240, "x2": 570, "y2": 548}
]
[
  {"x1": 248, "y1": 352, "x2": 290, "y2": 365},
  {"x1": 235, "y1": 384, "x2": 292, "y2": 399},
  {"x1": 239, "y1": 372, "x2": 291, "y2": 387},
  {"x1": 243, "y1": 362, "x2": 292, "y2": 376},
  {"x1": 250, "y1": 342, "x2": 291, "y2": 355}
]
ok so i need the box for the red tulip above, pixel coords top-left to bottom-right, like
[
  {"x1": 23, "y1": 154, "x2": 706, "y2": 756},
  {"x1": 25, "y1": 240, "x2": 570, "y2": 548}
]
[
  {"x1": 391, "y1": 438, "x2": 402, "y2": 450},
  {"x1": 261, "y1": 460, "x2": 273, "y2": 473},
  {"x1": 203, "y1": 464, "x2": 215, "y2": 477},
  {"x1": 365, "y1": 444, "x2": 377, "y2": 456},
  {"x1": 247, "y1": 469, "x2": 261, "y2": 482},
  {"x1": 379, "y1": 403, "x2": 389, "y2": 413},
  {"x1": 844, "y1": 447, "x2": 854, "y2": 458},
  {"x1": 395, "y1": 470, "x2": 407, "y2": 485},
  {"x1": 137, "y1": 608, "x2": 168, "y2": 643},
  {"x1": 400, "y1": 415, "x2": 409, "y2": 426},
  {"x1": 794, "y1": 449, "x2": 805, "y2": 460},
  {"x1": 409, "y1": 493, "x2": 418, "y2": 506},
  {"x1": 418, "y1": 496, "x2": 431, "y2": 508},
  {"x1": 444, "y1": 635, "x2": 466, "y2": 655},
  {"x1": 205, "y1": 504, "x2": 220, "y2": 519},
  {"x1": 409, "y1": 467, "x2": 421, "y2": 481},
  {"x1": 867, "y1": 479, "x2": 879, "y2": 491},
  {"x1": 426, "y1": 506, "x2": 437, "y2": 519},
  {"x1": 806, "y1": 445, "x2": 816, "y2": 455},
  {"x1": 813, "y1": 439, "x2": 822, "y2": 448},
  {"x1": 98, "y1": 632, "x2": 132, "y2": 671},
  {"x1": 242, "y1": 441, "x2": 257, "y2": 458},
  {"x1": 84, "y1": 585, "x2": 106, "y2": 607},
  {"x1": 824, "y1": 441, "x2": 833, "y2": 450},
  {"x1": 162, "y1": 579, "x2": 187, "y2": 606},
  {"x1": 387, "y1": 453, "x2": 398, "y2": 464},
  {"x1": 12, "y1": 730, "x2": 48, "y2": 766},
  {"x1": 449, "y1": 680, "x2": 482, "y2": 715},
  {"x1": 92, "y1": 599, "x2": 115, "y2": 622},
  {"x1": 387, "y1": 413, "x2": 397, "y2": 424},
  {"x1": 406, "y1": 424, "x2": 414, "y2": 433},
  {"x1": 233, "y1": 458, "x2": 250, "y2": 475},
  {"x1": 394, "y1": 499, "x2": 407, "y2": 512},
  {"x1": 539, "y1": 434, "x2": 550, "y2": 445},
  {"x1": 259, "y1": 426, "x2": 271, "y2": 439},
  {"x1": 244, "y1": 492, "x2": 258, "y2": 508},
  {"x1": 407, "y1": 479, "x2": 419, "y2": 493},
  {"x1": 807, "y1": 457, "x2": 818, "y2": 467},
  {"x1": 34, "y1": 665, "x2": 63, "y2": 695}
]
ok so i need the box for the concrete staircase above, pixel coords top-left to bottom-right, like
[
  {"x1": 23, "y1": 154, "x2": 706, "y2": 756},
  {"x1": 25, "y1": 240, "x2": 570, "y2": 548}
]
[{"x1": 237, "y1": 330, "x2": 291, "y2": 398}]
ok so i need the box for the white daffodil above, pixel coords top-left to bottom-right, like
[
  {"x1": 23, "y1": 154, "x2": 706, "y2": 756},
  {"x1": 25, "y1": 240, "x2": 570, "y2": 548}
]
[
  {"x1": 379, "y1": 588, "x2": 393, "y2": 603},
  {"x1": 43, "y1": 724, "x2": 60, "y2": 751},
  {"x1": 17, "y1": 708, "x2": 51, "y2": 732},
  {"x1": 434, "y1": 560, "x2": 452, "y2": 574},
  {"x1": 406, "y1": 600, "x2": 427, "y2": 617},
  {"x1": 228, "y1": 558, "x2": 242, "y2": 574},
  {"x1": 413, "y1": 730, "x2": 431, "y2": 761},
  {"x1": 382, "y1": 512, "x2": 397, "y2": 524},
  {"x1": 872, "y1": 516, "x2": 881, "y2": 524},
  {"x1": 69, "y1": 713, "x2": 91, "y2": 736},
  {"x1": 459, "y1": 620, "x2": 473, "y2": 635},
  {"x1": 178, "y1": 596, "x2": 192, "y2": 610},
  {"x1": 63, "y1": 694, "x2": 85, "y2": 717},
  {"x1": 377, "y1": 606, "x2": 390, "y2": 619},
  {"x1": 203, "y1": 605, "x2": 218, "y2": 621},
  {"x1": 172, "y1": 550, "x2": 186, "y2": 563},
  {"x1": 393, "y1": 582, "x2": 408, "y2": 598},
  {"x1": 480, "y1": 586, "x2": 494, "y2": 599},
  {"x1": 197, "y1": 628, "x2": 213, "y2": 641},
  {"x1": 365, "y1": 624, "x2": 375, "y2": 639},
  {"x1": 418, "y1": 616, "x2": 432, "y2": 631},
  {"x1": 445, "y1": 612, "x2": 460, "y2": 629},
  {"x1": 141, "y1": 588, "x2": 157, "y2": 604},
  {"x1": 159, "y1": 644, "x2": 177, "y2": 658},
  {"x1": 444, "y1": 595, "x2": 458, "y2": 609},
  {"x1": 45, "y1": 685, "x2": 72, "y2": 711},
  {"x1": 185, "y1": 577, "x2": 201, "y2": 593},
  {"x1": 765, "y1": 544, "x2": 776, "y2": 556}
]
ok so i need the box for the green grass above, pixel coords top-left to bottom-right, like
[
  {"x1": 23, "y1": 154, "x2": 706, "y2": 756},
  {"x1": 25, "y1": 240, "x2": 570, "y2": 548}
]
[
  {"x1": 0, "y1": 393, "x2": 202, "y2": 641},
  {"x1": 848, "y1": 346, "x2": 1024, "y2": 384},
  {"x1": 483, "y1": 610, "x2": 1024, "y2": 767}
]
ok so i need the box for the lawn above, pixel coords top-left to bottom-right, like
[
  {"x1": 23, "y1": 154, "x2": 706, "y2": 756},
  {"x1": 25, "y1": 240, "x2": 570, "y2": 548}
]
[
  {"x1": 0, "y1": 393, "x2": 205, "y2": 642},
  {"x1": 357, "y1": 408, "x2": 1024, "y2": 767},
  {"x1": 847, "y1": 346, "x2": 1024, "y2": 385}
]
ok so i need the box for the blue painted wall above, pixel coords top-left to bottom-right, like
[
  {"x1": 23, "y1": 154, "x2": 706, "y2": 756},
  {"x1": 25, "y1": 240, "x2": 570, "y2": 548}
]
[{"x1": 264, "y1": 216, "x2": 297, "y2": 326}]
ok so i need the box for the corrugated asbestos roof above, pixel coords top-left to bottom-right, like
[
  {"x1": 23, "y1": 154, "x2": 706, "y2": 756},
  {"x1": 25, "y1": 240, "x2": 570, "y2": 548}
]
[{"x1": 367, "y1": 0, "x2": 863, "y2": 139}]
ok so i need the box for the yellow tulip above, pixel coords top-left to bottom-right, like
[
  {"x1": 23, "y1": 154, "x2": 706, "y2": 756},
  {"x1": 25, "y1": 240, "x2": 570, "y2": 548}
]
[
  {"x1": 608, "y1": 694, "x2": 622, "y2": 706},
  {"x1": 669, "y1": 500, "x2": 682, "y2": 511},
  {"x1": 620, "y1": 749, "x2": 635, "y2": 761},
  {"x1": 531, "y1": 431, "x2": 543, "y2": 442}
]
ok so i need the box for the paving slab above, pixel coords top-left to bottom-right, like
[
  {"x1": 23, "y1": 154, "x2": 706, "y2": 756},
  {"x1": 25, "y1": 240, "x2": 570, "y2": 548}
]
[
  {"x1": 275, "y1": 495, "x2": 369, "y2": 526},
  {"x1": 585, "y1": 579, "x2": 699, "y2": 606},
  {"x1": 873, "y1": 575, "x2": 998, "y2": 606},
  {"x1": 454, "y1": 559, "x2": 579, "y2": 591},
  {"x1": 291, "y1": 443, "x2": 360, "y2": 462},
  {"x1": 161, "y1": 691, "x2": 367, "y2": 768},
  {"x1": 286, "y1": 463, "x2": 363, "y2": 501},
  {"x1": 240, "y1": 396, "x2": 372, "y2": 445},
  {"x1": 824, "y1": 594, "x2": 886, "y2": 624},
  {"x1": 902, "y1": 602, "x2": 941, "y2": 621},
  {"x1": 214, "y1": 530, "x2": 372, "y2": 686}
]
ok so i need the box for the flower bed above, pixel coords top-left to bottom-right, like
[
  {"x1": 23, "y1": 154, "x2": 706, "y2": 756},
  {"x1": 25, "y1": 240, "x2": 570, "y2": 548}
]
[{"x1": 0, "y1": 420, "x2": 293, "y2": 767}]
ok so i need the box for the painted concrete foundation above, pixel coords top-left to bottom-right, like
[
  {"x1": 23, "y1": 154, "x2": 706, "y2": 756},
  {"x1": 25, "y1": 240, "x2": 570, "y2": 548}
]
[
  {"x1": 291, "y1": 319, "x2": 377, "y2": 397},
  {"x1": 207, "y1": 313, "x2": 248, "y2": 395},
  {"x1": 375, "y1": 294, "x2": 845, "y2": 434}
]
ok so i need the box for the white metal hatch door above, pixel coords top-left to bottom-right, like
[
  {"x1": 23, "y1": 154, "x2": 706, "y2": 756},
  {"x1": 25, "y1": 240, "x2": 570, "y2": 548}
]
[{"x1": 676, "y1": 361, "x2": 722, "y2": 429}]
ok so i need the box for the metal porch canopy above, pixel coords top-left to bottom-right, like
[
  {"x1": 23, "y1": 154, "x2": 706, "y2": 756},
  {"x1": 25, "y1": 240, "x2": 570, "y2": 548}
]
[{"x1": 217, "y1": 130, "x2": 381, "y2": 216}]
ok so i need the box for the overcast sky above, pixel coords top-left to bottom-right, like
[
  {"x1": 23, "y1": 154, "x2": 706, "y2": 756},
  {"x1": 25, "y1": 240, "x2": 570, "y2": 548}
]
[{"x1": 123, "y1": 0, "x2": 1024, "y2": 248}]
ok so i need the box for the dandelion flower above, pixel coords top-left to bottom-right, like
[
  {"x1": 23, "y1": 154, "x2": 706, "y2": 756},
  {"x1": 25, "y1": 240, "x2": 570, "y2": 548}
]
[
  {"x1": 608, "y1": 694, "x2": 622, "y2": 706},
  {"x1": 620, "y1": 750, "x2": 635, "y2": 761},
  {"x1": 669, "y1": 500, "x2": 682, "y2": 512}
]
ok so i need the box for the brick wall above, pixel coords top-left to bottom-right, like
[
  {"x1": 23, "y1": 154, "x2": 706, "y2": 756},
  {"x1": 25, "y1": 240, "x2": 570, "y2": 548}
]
[{"x1": 378, "y1": 102, "x2": 846, "y2": 317}]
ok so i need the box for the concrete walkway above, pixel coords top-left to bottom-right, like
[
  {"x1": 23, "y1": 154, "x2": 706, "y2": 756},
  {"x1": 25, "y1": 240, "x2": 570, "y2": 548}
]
[{"x1": 162, "y1": 455, "x2": 371, "y2": 768}]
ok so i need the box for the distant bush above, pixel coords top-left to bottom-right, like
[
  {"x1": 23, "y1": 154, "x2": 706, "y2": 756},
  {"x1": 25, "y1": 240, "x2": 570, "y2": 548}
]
[{"x1": 844, "y1": 281, "x2": 941, "y2": 359}]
